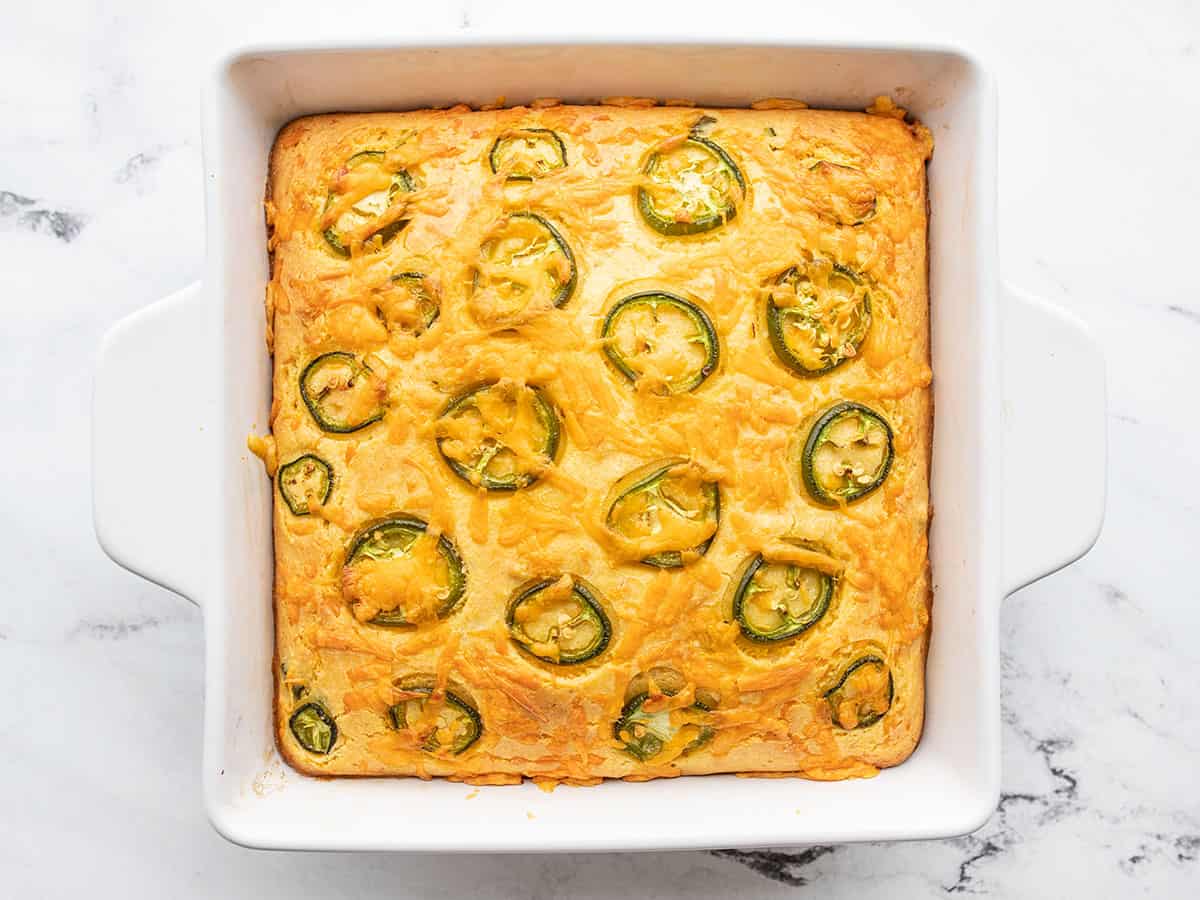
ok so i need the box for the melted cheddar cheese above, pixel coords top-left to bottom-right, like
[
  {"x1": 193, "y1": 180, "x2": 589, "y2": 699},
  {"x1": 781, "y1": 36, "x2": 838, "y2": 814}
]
[{"x1": 265, "y1": 101, "x2": 933, "y2": 782}]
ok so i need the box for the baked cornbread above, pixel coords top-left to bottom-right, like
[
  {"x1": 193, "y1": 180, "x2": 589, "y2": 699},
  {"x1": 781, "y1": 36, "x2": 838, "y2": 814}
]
[{"x1": 259, "y1": 100, "x2": 933, "y2": 783}]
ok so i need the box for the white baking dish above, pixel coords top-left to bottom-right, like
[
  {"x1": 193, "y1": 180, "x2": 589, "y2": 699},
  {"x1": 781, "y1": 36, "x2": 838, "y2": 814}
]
[{"x1": 92, "y1": 39, "x2": 1106, "y2": 852}]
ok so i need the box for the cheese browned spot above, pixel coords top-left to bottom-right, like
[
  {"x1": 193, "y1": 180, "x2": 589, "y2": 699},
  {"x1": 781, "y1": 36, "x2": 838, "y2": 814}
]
[{"x1": 324, "y1": 303, "x2": 388, "y2": 346}]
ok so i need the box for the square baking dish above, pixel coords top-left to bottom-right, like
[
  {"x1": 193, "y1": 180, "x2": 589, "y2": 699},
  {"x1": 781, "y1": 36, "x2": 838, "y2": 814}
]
[{"x1": 93, "y1": 39, "x2": 1106, "y2": 852}]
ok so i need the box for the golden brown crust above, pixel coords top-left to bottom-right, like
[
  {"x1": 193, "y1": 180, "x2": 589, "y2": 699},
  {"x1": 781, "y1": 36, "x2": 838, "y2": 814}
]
[{"x1": 265, "y1": 104, "x2": 932, "y2": 781}]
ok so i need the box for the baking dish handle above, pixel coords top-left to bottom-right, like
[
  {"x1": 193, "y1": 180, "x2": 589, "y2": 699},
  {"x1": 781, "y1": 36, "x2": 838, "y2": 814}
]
[
  {"x1": 1002, "y1": 281, "x2": 1107, "y2": 595},
  {"x1": 93, "y1": 282, "x2": 215, "y2": 607}
]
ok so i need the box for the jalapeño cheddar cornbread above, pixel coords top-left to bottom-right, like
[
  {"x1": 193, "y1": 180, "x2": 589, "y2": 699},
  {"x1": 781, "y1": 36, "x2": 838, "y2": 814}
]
[{"x1": 259, "y1": 99, "x2": 933, "y2": 783}]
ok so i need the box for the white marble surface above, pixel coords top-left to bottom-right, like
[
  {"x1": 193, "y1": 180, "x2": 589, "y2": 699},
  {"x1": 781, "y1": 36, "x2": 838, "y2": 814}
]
[{"x1": 2, "y1": 0, "x2": 1197, "y2": 895}]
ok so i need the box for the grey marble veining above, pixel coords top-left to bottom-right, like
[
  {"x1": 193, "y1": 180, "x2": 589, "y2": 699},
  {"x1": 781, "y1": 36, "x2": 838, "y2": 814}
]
[
  {"x1": 2, "y1": 1, "x2": 1197, "y2": 896},
  {"x1": 0, "y1": 191, "x2": 86, "y2": 242}
]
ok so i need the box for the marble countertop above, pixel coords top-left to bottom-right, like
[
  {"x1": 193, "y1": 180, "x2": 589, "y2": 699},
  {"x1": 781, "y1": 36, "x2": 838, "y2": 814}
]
[{"x1": 2, "y1": 0, "x2": 1197, "y2": 895}]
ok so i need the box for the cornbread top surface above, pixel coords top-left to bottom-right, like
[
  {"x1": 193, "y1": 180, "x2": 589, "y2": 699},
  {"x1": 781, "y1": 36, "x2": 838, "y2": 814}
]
[{"x1": 263, "y1": 101, "x2": 933, "y2": 782}]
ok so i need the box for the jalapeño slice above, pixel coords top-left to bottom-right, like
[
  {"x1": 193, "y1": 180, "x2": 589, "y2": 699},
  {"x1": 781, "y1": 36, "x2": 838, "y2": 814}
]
[
  {"x1": 825, "y1": 655, "x2": 893, "y2": 729},
  {"x1": 765, "y1": 260, "x2": 871, "y2": 377},
  {"x1": 322, "y1": 149, "x2": 415, "y2": 257},
  {"x1": 342, "y1": 515, "x2": 467, "y2": 627},
  {"x1": 731, "y1": 553, "x2": 834, "y2": 642},
  {"x1": 801, "y1": 402, "x2": 894, "y2": 506},
  {"x1": 614, "y1": 669, "x2": 716, "y2": 762},
  {"x1": 506, "y1": 576, "x2": 612, "y2": 665},
  {"x1": 435, "y1": 381, "x2": 561, "y2": 491},
  {"x1": 637, "y1": 135, "x2": 745, "y2": 236},
  {"x1": 489, "y1": 128, "x2": 568, "y2": 180},
  {"x1": 376, "y1": 271, "x2": 440, "y2": 335},
  {"x1": 299, "y1": 351, "x2": 386, "y2": 434},
  {"x1": 471, "y1": 212, "x2": 577, "y2": 325},
  {"x1": 604, "y1": 459, "x2": 720, "y2": 567},
  {"x1": 388, "y1": 676, "x2": 482, "y2": 756},
  {"x1": 277, "y1": 454, "x2": 333, "y2": 516},
  {"x1": 807, "y1": 160, "x2": 878, "y2": 225},
  {"x1": 289, "y1": 701, "x2": 337, "y2": 755},
  {"x1": 601, "y1": 291, "x2": 719, "y2": 394}
]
